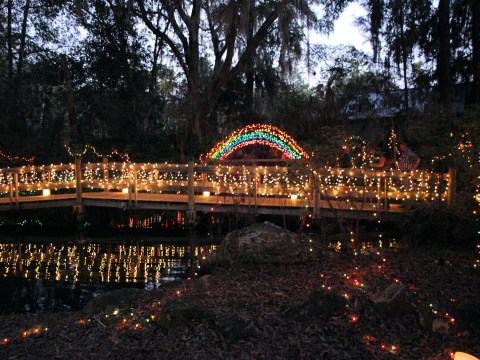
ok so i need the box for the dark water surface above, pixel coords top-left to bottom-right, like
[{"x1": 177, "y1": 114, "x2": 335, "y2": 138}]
[{"x1": 0, "y1": 236, "x2": 218, "y2": 314}]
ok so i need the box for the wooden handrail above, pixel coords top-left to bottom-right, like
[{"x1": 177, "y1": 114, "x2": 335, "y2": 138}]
[{"x1": 0, "y1": 160, "x2": 451, "y2": 214}]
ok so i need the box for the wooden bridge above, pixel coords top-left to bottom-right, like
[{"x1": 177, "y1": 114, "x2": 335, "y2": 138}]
[{"x1": 0, "y1": 158, "x2": 453, "y2": 221}]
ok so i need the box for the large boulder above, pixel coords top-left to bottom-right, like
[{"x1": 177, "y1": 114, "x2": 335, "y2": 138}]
[
  {"x1": 85, "y1": 288, "x2": 147, "y2": 314},
  {"x1": 284, "y1": 290, "x2": 348, "y2": 320},
  {"x1": 370, "y1": 283, "x2": 416, "y2": 316},
  {"x1": 206, "y1": 222, "x2": 312, "y2": 265}
]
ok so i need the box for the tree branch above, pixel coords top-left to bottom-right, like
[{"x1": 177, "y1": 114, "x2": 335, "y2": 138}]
[{"x1": 137, "y1": 0, "x2": 191, "y2": 82}]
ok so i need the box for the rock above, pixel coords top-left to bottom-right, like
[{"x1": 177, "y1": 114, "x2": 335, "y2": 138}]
[
  {"x1": 370, "y1": 283, "x2": 416, "y2": 315},
  {"x1": 155, "y1": 296, "x2": 214, "y2": 329},
  {"x1": 214, "y1": 314, "x2": 257, "y2": 340},
  {"x1": 85, "y1": 288, "x2": 147, "y2": 314},
  {"x1": 207, "y1": 221, "x2": 311, "y2": 265},
  {"x1": 306, "y1": 290, "x2": 347, "y2": 317},
  {"x1": 453, "y1": 301, "x2": 480, "y2": 333},
  {"x1": 285, "y1": 290, "x2": 347, "y2": 320},
  {"x1": 432, "y1": 318, "x2": 451, "y2": 334},
  {"x1": 190, "y1": 275, "x2": 215, "y2": 290},
  {"x1": 418, "y1": 308, "x2": 436, "y2": 331}
]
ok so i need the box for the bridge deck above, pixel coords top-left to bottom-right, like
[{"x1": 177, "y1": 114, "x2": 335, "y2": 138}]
[{"x1": 0, "y1": 190, "x2": 404, "y2": 220}]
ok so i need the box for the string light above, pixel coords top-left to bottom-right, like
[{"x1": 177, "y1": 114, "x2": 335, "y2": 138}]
[
  {"x1": 0, "y1": 150, "x2": 35, "y2": 164},
  {"x1": 64, "y1": 144, "x2": 130, "y2": 162}
]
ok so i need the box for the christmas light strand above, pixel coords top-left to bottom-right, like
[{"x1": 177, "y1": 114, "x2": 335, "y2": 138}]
[
  {"x1": 0, "y1": 150, "x2": 35, "y2": 164},
  {"x1": 64, "y1": 145, "x2": 130, "y2": 162}
]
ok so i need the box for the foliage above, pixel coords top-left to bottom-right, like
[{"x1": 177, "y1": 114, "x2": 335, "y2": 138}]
[
  {"x1": 398, "y1": 201, "x2": 478, "y2": 247},
  {"x1": 0, "y1": 0, "x2": 478, "y2": 175},
  {"x1": 358, "y1": 0, "x2": 480, "y2": 108}
]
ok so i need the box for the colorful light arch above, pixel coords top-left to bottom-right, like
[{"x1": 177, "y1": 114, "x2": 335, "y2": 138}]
[{"x1": 205, "y1": 124, "x2": 309, "y2": 160}]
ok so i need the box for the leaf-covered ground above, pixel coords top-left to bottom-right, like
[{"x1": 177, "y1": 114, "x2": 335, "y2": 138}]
[{"x1": 0, "y1": 247, "x2": 479, "y2": 359}]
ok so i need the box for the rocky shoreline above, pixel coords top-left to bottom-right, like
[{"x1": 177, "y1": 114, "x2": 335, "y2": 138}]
[{"x1": 0, "y1": 224, "x2": 479, "y2": 359}]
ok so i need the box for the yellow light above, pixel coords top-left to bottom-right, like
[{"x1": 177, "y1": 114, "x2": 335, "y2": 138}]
[
  {"x1": 42, "y1": 189, "x2": 51, "y2": 196},
  {"x1": 291, "y1": 194, "x2": 298, "y2": 200},
  {"x1": 454, "y1": 352, "x2": 480, "y2": 360},
  {"x1": 203, "y1": 191, "x2": 210, "y2": 197},
  {"x1": 122, "y1": 188, "x2": 129, "y2": 194}
]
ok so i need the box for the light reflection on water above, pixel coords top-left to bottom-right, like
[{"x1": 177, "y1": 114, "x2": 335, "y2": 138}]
[{"x1": 0, "y1": 238, "x2": 217, "y2": 314}]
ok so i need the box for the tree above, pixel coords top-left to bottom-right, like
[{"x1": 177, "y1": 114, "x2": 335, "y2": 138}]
[
  {"x1": 451, "y1": 0, "x2": 480, "y2": 105},
  {"x1": 136, "y1": 0, "x2": 351, "y2": 155},
  {"x1": 71, "y1": 0, "x2": 162, "y2": 145},
  {"x1": 0, "y1": 0, "x2": 67, "y2": 151},
  {"x1": 359, "y1": 0, "x2": 434, "y2": 109}
]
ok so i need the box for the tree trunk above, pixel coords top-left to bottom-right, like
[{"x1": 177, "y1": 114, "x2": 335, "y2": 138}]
[
  {"x1": 11, "y1": 0, "x2": 31, "y2": 140},
  {"x1": 245, "y1": 0, "x2": 256, "y2": 115},
  {"x1": 61, "y1": 54, "x2": 78, "y2": 147},
  {"x1": 399, "y1": 1, "x2": 409, "y2": 110},
  {"x1": 150, "y1": 35, "x2": 160, "y2": 94},
  {"x1": 16, "y1": 0, "x2": 31, "y2": 83},
  {"x1": 188, "y1": 0, "x2": 202, "y2": 146},
  {"x1": 7, "y1": 0, "x2": 13, "y2": 88},
  {"x1": 437, "y1": 0, "x2": 451, "y2": 109},
  {"x1": 472, "y1": 0, "x2": 480, "y2": 104}
]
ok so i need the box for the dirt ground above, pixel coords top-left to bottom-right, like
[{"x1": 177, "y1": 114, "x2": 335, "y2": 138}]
[{"x1": 0, "y1": 245, "x2": 479, "y2": 360}]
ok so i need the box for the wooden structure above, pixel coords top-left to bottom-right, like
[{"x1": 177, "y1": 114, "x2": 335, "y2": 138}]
[{"x1": 0, "y1": 159, "x2": 452, "y2": 221}]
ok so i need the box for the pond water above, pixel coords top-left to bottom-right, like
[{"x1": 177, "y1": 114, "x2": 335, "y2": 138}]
[{"x1": 0, "y1": 236, "x2": 218, "y2": 314}]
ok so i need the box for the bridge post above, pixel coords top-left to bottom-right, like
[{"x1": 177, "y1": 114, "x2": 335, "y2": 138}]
[
  {"x1": 253, "y1": 165, "x2": 258, "y2": 214},
  {"x1": 187, "y1": 160, "x2": 196, "y2": 224},
  {"x1": 14, "y1": 173, "x2": 19, "y2": 210},
  {"x1": 247, "y1": 171, "x2": 252, "y2": 208},
  {"x1": 8, "y1": 174, "x2": 13, "y2": 208},
  {"x1": 153, "y1": 169, "x2": 158, "y2": 194},
  {"x1": 103, "y1": 155, "x2": 109, "y2": 192},
  {"x1": 377, "y1": 177, "x2": 381, "y2": 211},
  {"x1": 128, "y1": 166, "x2": 132, "y2": 207},
  {"x1": 74, "y1": 156, "x2": 85, "y2": 225},
  {"x1": 447, "y1": 164, "x2": 456, "y2": 206},
  {"x1": 75, "y1": 156, "x2": 82, "y2": 207},
  {"x1": 384, "y1": 176, "x2": 388, "y2": 212},
  {"x1": 308, "y1": 175, "x2": 314, "y2": 201},
  {"x1": 133, "y1": 166, "x2": 138, "y2": 208}
]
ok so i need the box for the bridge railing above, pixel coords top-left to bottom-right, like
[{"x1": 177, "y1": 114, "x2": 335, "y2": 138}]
[{"x1": 0, "y1": 159, "x2": 451, "y2": 213}]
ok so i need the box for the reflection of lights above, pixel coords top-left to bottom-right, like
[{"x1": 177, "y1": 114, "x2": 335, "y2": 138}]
[{"x1": 0, "y1": 241, "x2": 217, "y2": 286}]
